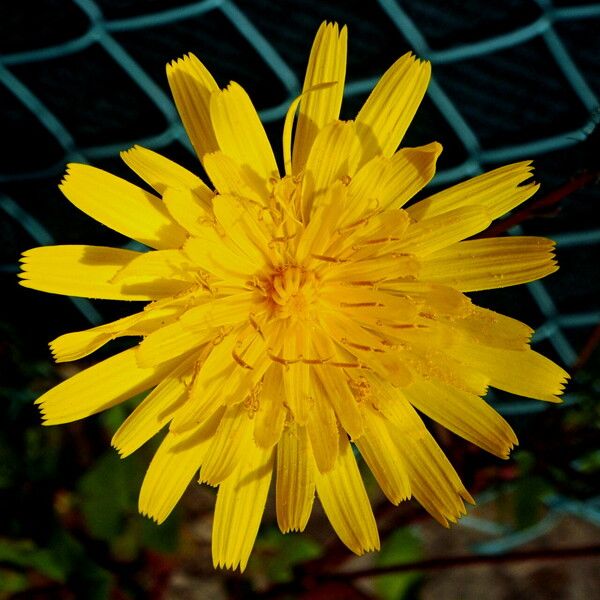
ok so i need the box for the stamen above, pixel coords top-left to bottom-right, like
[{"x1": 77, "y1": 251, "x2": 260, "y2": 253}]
[
  {"x1": 302, "y1": 356, "x2": 331, "y2": 365},
  {"x1": 232, "y1": 349, "x2": 253, "y2": 370},
  {"x1": 340, "y1": 302, "x2": 382, "y2": 308},
  {"x1": 247, "y1": 276, "x2": 268, "y2": 296},
  {"x1": 278, "y1": 192, "x2": 303, "y2": 226},
  {"x1": 248, "y1": 313, "x2": 265, "y2": 339},
  {"x1": 362, "y1": 236, "x2": 401, "y2": 246},
  {"x1": 343, "y1": 340, "x2": 374, "y2": 352},
  {"x1": 311, "y1": 253, "x2": 347, "y2": 263},
  {"x1": 346, "y1": 280, "x2": 380, "y2": 288},
  {"x1": 267, "y1": 349, "x2": 301, "y2": 365},
  {"x1": 338, "y1": 206, "x2": 383, "y2": 232},
  {"x1": 259, "y1": 205, "x2": 281, "y2": 223},
  {"x1": 330, "y1": 361, "x2": 363, "y2": 368},
  {"x1": 212, "y1": 327, "x2": 230, "y2": 346},
  {"x1": 269, "y1": 233, "x2": 297, "y2": 247}
]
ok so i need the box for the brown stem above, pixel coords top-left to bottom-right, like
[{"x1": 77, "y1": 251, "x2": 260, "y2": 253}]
[{"x1": 324, "y1": 544, "x2": 600, "y2": 581}]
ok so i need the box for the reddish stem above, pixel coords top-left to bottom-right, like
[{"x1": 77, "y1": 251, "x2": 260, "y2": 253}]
[{"x1": 479, "y1": 170, "x2": 598, "y2": 238}]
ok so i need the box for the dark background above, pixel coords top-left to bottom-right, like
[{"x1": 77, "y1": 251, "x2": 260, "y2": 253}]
[{"x1": 1, "y1": 1, "x2": 599, "y2": 598}]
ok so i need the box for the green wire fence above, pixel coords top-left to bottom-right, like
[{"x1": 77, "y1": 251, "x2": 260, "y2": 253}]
[{"x1": 1, "y1": 0, "x2": 599, "y2": 565}]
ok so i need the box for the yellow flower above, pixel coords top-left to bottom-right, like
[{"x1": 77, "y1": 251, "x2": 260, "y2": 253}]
[{"x1": 20, "y1": 22, "x2": 568, "y2": 570}]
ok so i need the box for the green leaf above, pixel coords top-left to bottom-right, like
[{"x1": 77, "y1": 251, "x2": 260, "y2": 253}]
[
  {"x1": 140, "y1": 508, "x2": 181, "y2": 553},
  {"x1": 0, "y1": 538, "x2": 67, "y2": 581},
  {"x1": 48, "y1": 531, "x2": 112, "y2": 600},
  {"x1": 251, "y1": 527, "x2": 322, "y2": 583},
  {"x1": 513, "y1": 476, "x2": 553, "y2": 529},
  {"x1": 573, "y1": 449, "x2": 600, "y2": 473},
  {"x1": 0, "y1": 568, "x2": 29, "y2": 594},
  {"x1": 77, "y1": 450, "x2": 143, "y2": 541},
  {"x1": 375, "y1": 527, "x2": 423, "y2": 600}
]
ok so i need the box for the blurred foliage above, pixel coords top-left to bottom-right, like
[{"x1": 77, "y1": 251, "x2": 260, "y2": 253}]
[
  {"x1": 0, "y1": 337, "x2": 181, "y2": 598},
  {"x1": 251, "y1": 527, "x2": 322, "y2": 584},
  {"x1": 374, "y1": 528, "x2": 423, "y2": 600}
]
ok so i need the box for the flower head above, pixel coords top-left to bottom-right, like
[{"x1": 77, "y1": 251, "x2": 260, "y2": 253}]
[{"x1": 20, "y1": 22, "x2": 569, "y2": 571}]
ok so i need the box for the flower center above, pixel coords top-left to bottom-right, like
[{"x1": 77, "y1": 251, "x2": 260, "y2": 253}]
[{"x1": 267, "y1": 266, "x2": 318, "y2": 320}]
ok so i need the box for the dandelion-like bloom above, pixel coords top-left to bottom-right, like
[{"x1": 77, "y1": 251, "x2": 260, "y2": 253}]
[{"x1": 20, "y1": 23, "x2": 568, "y2": 570}]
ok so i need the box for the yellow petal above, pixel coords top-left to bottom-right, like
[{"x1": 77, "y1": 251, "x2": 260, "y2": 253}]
[
  {"x1": 321, "y1": 253, "x2": 419, "y2": 283},
  {"x1": 382, "y1": 143, "x2": 442, "y2": 209},
  {"x1": 37, "y1": 348, "x2": 179, "y2": 425},
  {"x1": 381, "y1": 333, "x2": 488, "y2": 396},
  {"x1": 283, "y1": 360, "x2": 313, "y2": 423},
  {"x1": 139, "y1": 408, "x2": 223, "y2": 524},
  {"x1": 399, "y1": 430, "x2": 473, "y2": 526},
  {"x1": 281, "y1": 323, "x2": 313, "y2": 424},
  {"x1": 166, "y1": 53, "x2": 219, "y2": 160},
  {"x1": 332, "y1": 205, "x2": 411, "y2": 262},
  {"x1": 202, "y1": 151, "x2": 265, "y2": 203},
  {"x1": 319, "y1": 285, "x2": 418, "y2": 332},
  {"x1": 59, "y1": 164, "x2": 187, "y2": 249},
  {"x1": 111, "y1": 356, "x2": 197, "y2": 457},
  {"x1": 395, "y1": 206, "x2": 492, "y2": 256},
  {"x1": 301, "y1": 121, "x2": 361, "y2": 221},
  {"x1": 381, "y1": 392, "x2": 474, "y2": 525},
  {"x1": 168, "y1": 335, "x2": 238, "y2": 432},
  {"x1": 292, "y1": 22, "x2": 347, "y2": 173},
  {"x1": 212, "y1": 443, "x2": 274, "y2": 571},
  {"x1": 315, "y1": 431, "x2": 380, "y2": 554},
  {"x1": 382, "y1": 281, "x2": 472, "y2": 318},
  {"x1": 319, "y1": 308, "x2": 386, "y2": 354},
  {"x1": 306, "y1": 394, "x2": 339, "y2": 473},
  {"x1": 403, "y1": 379, "x2": 517, "y2": 458},
  {"x1": 276, "y1": 423, "x2": 316, "y2": 532},
  {"x1": 254, "y1": 365, "x2": 286, "y2": 448},
  {"x1": 346, "y1": 142, "x2": 441, "y2": 222},
  {"x1": 296, "y1": 180, "x2": 347, "y2": 264},
  {"x1": 354, "y1": 403, "x2": 411, "y2": 504},
  {"x1": 120, "y1": 145, "x2": 212, "y2": 208},
  {"x1": 19, "y1": 245, "x2": 186, "y2": 300},
  {"x1": 200, "y1": 402, "x2": 255, "y2": 486},
  {"x1": 371, "y1": 374, "x2": 424, "y2": 431},
  {"x1": 112, "y1": 249, "x2": 195, "y2": 284},
  {"x1": 50, "y1": 305, "x2": 182, "y2": 362},
  {"x1": 184, "y1": 234, "x2": 260, "y2": 282},
  {"x1": 451, "y1": 306, "x2": 533, "y2": 351},
  {"x1": 171, "y1": 333, "x2": 269, "y2": 432},
  {"x1": 212, "y1": 194, "x2": 274, "y2": 265},
  {"x1": 282, "y1": 85, "x2": 338, "y2": 176},
  {"x1": 315, "y1": 365, "x2": 364, "y2": 440},
  {"x1": 355, "y1": 53, "x2": 430, "y2": 161},
  {"x1": 448, "y1": 341, "x2": 569, "y2": 403},
  {"x1": 420, "y1": 237, "x2": 557, "y2": 292},
  {"x1": 136, "y1": 320, "x2": 213, "y2": 368},
  {"x1": 136, "y1": 292, "x2": 255, "y2": 368},
  {"x1": 210, "y1": 82, "x2": 279, "y2": 189},
  {"x1": 162, "y1": 187, "x2": 212, "y2": 236},
  {"x1": 408, "y1": 161, "x2": 538, "y2": 221},
  {"x1": 179, "y1": 292, "x2": 257, "y2": 332}
]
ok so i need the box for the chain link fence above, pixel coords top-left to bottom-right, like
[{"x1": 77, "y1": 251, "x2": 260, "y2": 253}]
[{"x1": 1, "y1": 0, "x2": 599, "y2": 590}]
